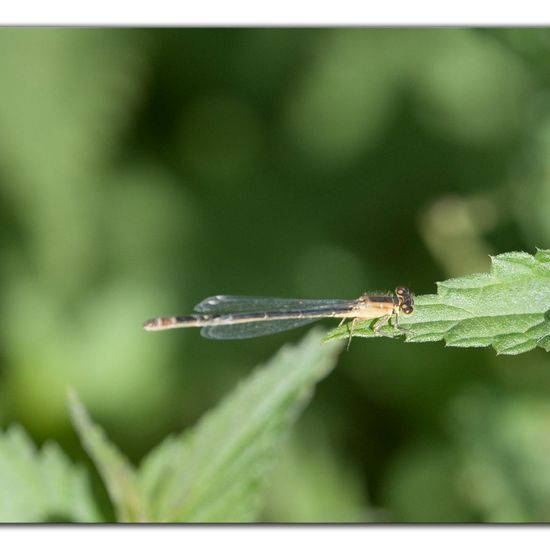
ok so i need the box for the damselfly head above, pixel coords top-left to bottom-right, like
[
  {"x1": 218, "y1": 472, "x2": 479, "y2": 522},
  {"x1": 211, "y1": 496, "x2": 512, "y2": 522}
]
[{"x1": 395, "y1": 286, "x2": 414, "y2": 315}]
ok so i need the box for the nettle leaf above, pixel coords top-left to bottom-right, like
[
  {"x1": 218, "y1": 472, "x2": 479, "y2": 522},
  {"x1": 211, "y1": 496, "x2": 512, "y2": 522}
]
[
  {"x1": 0, "y1": 424, "x2": 100, "y2": 522},
  {"x1": 326, "y1": 249, "x2": 550, "y2": 355},
  {"x1": 137, "y1": 329, "x2": 343, "y2": 522},
  {"x1": 68, "y1": 390, "x2": 148, "y2": 522}
]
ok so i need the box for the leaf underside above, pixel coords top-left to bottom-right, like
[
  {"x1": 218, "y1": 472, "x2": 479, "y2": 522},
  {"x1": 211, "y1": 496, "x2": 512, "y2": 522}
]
[
  {"x1": 0, "y1": 424, "x2": 100, "y2": 522},
  {"x1": 137, "y1": 329, "x2": 343, "y2": 522},
  {"x1": 68, "y1": 330, "x2": 343, "y2": 522}
]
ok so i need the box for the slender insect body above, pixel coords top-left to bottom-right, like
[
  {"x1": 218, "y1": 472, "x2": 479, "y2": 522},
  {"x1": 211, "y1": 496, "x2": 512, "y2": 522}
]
[{"x1": 143, "y1": 287, "x2": 414, "y2": 339}]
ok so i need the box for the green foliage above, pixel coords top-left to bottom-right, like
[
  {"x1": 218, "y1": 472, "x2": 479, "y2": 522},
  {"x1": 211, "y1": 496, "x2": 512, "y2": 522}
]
[
  {"x1": 68, "y1": 390, "x2": 147, "y2": 522},
  {"x1": 0, "y1": 425, "x2": 99, "y2": 522},
  {"x1": 327, "y1": 250, "x2": 550, "y2": 355},
  {"x1": 138, "y1": 329, "x2": 342, "y2": 522},
  {"x1": 66, "y1": 330, "x2": 343, "y2": 522},
  {"x1": 1, "y1": 28, "x2": 550, "y2": 524}
]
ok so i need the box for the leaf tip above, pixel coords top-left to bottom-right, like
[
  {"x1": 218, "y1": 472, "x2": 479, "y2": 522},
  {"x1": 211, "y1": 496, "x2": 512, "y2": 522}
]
[{"x1": 66, "y1": 388, "x2": 92, "y2": 435}]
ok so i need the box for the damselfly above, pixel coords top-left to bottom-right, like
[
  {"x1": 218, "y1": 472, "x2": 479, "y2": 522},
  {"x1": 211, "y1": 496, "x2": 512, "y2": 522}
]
[{"x1": 143, "y1": 287, "x2": 414, "y2": 340}]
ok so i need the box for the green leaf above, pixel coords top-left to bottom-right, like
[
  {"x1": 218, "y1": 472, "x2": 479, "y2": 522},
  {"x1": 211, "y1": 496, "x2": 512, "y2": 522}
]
[
  {"x1": 326, "y1": 249, "x2": 550, "y2": 355},
  {"x1": 137, "y1": 329, "x2": 344, "y2": 522},
  {"x1": 68, "y1": 389, "x2": 148, "y2": 522},
  {"x1": 0, "y1": 424, "x2": 100, "y2": 522}
]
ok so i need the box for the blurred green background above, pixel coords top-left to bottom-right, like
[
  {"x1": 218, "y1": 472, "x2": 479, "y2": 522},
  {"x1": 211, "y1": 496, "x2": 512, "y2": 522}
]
[{"x1": 1, "y1": 28, "x2": 550, "y2": 522}]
